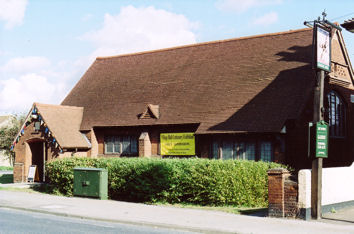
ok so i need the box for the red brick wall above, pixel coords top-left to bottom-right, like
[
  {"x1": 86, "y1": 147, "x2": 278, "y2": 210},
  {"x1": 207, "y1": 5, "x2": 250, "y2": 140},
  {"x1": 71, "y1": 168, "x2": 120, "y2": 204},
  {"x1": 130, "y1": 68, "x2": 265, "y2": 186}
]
[
  {"x1": 13, "y1": 122, "x2": 44, "y2": 182},
  {"x1": 13, "y1": 121, "x2": 88, "y2": 182},
  {"x1": 284, "y1": 176, "x2": 298, "y2": 217}
]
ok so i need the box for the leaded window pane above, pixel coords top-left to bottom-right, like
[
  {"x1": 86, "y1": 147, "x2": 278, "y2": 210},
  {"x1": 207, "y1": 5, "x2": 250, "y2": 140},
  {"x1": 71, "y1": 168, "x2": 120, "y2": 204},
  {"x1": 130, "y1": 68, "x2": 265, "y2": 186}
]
[
  {"x1": 222, "y1": 142, "x2": 233, "y2": 160},
  {"x1": 235, "y1": 143, "x2": 245, "y2": 160},
  {"x1": 212, "y1": 142, "x2": 219, "y2": 159},
  {"x1": 122, "y1": 136, "x2": 130, "y2": 153},
  {"x1": 114, "y1": 136, "x2": 121, "y2": 153},
  {"x1": 245, "y1": 143, "x2": 255, "y2": 160},
  {"x1": 327, "y1": 91, "x2": 345, "y2": 137},
  {"x1": 131, "y1": 137, "x2": 137, "y2": 154},
  {"x1": 105, "y1": 136, "x2": 114, "y2": 153},
  {"x1": 260, "y1": 142, "x2": 272, "y2": 162}
]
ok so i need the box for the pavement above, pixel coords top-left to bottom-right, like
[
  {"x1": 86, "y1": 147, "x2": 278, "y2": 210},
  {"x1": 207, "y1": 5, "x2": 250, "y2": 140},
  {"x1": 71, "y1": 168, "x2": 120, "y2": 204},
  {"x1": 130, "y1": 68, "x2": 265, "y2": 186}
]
[{"x1": 0, "y1": 184, "x2": 354, "y2": 234}]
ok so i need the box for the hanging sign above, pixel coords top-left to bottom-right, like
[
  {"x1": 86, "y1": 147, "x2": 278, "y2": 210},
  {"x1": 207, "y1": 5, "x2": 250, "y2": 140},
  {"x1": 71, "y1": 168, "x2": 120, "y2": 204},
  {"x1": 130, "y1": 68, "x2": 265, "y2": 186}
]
[
  {"x1": 315, "y1": 121, "x2": 328, "y2": 158},
  {"x1": 316, "y1": 24, "x2": 331, "y2": 72},
  {"x1": 160, "y1": 132, "x2": 195, "y2": 155}
]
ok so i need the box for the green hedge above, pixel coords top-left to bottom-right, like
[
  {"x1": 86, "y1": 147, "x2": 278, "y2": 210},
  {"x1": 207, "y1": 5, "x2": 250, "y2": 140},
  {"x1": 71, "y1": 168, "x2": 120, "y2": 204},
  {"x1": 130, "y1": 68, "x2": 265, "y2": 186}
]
[{"x1": 46, "y1": 157, "x2": 286, "y2": 207}]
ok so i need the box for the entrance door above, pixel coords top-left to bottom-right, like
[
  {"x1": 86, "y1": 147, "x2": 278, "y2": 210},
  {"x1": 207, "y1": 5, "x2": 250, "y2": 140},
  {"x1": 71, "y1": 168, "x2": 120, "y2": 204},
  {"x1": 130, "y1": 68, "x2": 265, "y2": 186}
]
[{"x1": 29, "y1": 141, "x2": 46, "y2": 182}]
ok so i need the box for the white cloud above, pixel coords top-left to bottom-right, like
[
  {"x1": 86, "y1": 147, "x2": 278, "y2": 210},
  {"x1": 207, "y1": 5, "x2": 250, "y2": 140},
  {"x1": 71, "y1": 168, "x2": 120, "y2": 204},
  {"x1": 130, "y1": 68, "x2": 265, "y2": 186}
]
[
  {"x1": 0, "y1": 56, "x2": 50, "y2": 74},
  {"x1": 0, "y1": 0, "x2": 28, "y2": 29},
  {"x1": 252, "y1": 12, "x2": 278, "y2": 26},
  {"x1": 0, "y1": 56, "x2": 75, "y2": 113},
  {"x1": 80, "y1": 5, "x2": 198, "y2": 58},
  {"x1": 0, "y1": 73, "x2": 66, "y2": 113},
  {"x1": 0, "y1": 50, "x2": 10, "y2": 56},
  {"x1": 216, "y1": 0, "x2": 282, "y2": 13},
  {"x1": 81, "y1": 13, "x2": 93, "y2": 22},
  {"x1": 0, "y1": 6, "x2": 199, "y2": 114}
]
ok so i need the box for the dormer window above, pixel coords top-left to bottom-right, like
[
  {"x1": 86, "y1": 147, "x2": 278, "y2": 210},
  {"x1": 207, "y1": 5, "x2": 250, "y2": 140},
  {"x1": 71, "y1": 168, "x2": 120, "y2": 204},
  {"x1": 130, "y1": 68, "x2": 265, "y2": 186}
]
[{"x1": 139, "y1": 104, "x2": 160, "y2": 119}]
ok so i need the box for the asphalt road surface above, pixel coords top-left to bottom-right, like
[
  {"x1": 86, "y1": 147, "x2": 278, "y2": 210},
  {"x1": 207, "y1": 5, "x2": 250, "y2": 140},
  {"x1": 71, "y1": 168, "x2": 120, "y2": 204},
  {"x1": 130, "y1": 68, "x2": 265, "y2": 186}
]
[{"x1": 0, "y1": 207, "x2": 196, "y2": 234}]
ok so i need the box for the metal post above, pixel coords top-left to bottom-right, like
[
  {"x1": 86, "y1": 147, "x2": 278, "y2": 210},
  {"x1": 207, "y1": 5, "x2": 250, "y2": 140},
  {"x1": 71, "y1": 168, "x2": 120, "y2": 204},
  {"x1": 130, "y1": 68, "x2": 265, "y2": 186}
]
[{"x1": 311, "y1": 70, "x2": 324, "y2": 219}]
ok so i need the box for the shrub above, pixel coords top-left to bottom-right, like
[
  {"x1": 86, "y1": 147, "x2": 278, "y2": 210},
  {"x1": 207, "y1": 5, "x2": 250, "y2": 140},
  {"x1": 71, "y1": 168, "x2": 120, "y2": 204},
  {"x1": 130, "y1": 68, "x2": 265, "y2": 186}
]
[{"x1": 46, "y1": 157, "x2": 286, "y2": 207}]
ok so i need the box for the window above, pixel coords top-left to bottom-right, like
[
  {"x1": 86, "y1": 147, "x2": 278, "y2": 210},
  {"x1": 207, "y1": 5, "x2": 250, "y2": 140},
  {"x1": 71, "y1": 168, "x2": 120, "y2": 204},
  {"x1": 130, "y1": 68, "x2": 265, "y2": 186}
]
[
  {"x1": 245, "y1": 143, "x2": 256, "y2": 160},
  {"x1": 235, "y1": 143, "x2": 245, "y2": 160},
  {"x1": 105, "y1": 136, "x2": 138, "y2": 155},
  {"x1": 222, "y1": 142, "x2": 233, "y2": 160},
  {"x1": 212, "y1": 142, "x2": 219, "y2": 159},
  {"x1": 327, "y1": 91, "x2": 346, "y2": 137},
  {"x1": 259, "y1": 142, "x2": 272, "y2": 162},
  {"x1": 211, "y1": 140, "x2": 267, "y2": 161}
]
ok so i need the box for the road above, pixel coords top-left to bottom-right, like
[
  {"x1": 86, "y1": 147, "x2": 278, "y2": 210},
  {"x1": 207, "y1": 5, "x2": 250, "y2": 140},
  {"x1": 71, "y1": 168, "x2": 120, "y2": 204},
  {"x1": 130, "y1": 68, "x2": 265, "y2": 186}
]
[{"x1": 0, "y1": 207, "x2": 196, "y2": 234}]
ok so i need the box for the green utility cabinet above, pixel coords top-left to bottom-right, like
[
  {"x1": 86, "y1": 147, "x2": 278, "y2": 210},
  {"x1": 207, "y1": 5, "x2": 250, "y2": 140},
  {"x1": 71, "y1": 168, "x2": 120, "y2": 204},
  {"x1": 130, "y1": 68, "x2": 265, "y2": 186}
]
[{"x1": 73, "y1": 168, "x2": 108, "y2": 200}]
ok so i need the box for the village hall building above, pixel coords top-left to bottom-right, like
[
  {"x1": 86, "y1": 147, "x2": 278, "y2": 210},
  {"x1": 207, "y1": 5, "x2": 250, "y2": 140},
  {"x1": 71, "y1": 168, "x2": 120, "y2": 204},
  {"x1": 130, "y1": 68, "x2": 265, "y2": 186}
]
[{"x1": 12, "y1": 27, "x2": 354, "y2": 182}]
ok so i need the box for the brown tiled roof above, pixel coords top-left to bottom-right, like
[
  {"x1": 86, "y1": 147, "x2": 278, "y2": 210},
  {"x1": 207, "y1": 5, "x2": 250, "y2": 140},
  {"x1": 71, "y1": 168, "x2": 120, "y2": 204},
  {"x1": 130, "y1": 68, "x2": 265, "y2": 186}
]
[
  {"x1": 62, "y1": 28, "x2": 314, "y2": 133},
  {"x1": 341, "y1": 18, "x2": 354, "y2": 31},
  {"x1": 35, "y1": 103, "x2": 90, "y2": 148}
]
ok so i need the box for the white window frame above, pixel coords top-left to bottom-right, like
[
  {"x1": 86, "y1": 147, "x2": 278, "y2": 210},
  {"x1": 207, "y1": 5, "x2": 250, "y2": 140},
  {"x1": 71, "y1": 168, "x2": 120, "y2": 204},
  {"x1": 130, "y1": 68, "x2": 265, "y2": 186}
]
[{"x1": 104, "y1": 136, "x2": 138, "y2": 155}]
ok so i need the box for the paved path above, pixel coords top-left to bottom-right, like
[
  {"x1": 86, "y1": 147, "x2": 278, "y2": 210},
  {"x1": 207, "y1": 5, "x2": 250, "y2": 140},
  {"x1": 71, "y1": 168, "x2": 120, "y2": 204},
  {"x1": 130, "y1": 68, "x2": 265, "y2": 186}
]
[
  {"x1": 322, "y1": 206, "x2": 354, "y2": 224},
  {"x1": 0, "y1": 189, "x2": 354, "y2": 233}
]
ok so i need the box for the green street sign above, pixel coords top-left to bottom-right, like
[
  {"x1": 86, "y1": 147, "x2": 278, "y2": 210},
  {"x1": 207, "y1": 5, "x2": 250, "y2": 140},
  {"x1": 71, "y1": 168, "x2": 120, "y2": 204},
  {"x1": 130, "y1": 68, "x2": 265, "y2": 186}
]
[{"x1": 315, "y1": 121, "x2": 328, "y2": 158}]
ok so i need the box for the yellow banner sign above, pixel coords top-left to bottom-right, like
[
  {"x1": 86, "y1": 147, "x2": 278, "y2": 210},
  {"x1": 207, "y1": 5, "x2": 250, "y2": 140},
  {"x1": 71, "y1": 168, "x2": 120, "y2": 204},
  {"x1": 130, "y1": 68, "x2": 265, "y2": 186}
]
[{"x1": 160, "y1": 133, "x2": 195, "y2": 155}]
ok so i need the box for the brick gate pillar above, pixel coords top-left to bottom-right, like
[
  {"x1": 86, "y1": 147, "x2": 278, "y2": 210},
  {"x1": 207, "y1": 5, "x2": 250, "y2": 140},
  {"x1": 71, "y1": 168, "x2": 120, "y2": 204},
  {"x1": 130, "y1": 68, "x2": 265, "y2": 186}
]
[
  {"x1": 268, "y1": 168, "x2": 289, "y2": 217},
  {"x1": 13, "y1": 162, "x2": 24, "y2": 183}
]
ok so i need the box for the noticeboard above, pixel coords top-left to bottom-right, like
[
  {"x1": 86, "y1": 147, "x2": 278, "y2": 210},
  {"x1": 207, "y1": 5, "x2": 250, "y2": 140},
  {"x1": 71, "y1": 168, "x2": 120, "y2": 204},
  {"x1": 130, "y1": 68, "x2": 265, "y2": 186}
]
[
  {"x1": 160, "y1": 133, "x2": 195, "y2": 156},
  {"x1": 315, "y1": 121, "x2": 328, "y2": 158},
  {"x1": 27, "y1": 165, "x2": 39, "y2": 182}
]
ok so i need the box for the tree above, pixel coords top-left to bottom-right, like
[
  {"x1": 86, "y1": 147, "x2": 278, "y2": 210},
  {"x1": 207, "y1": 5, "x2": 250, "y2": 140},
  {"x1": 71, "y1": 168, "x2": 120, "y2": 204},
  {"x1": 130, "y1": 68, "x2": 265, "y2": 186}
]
[{"x1": 0, "y1": 115, "x2": 26, "y2": 166}]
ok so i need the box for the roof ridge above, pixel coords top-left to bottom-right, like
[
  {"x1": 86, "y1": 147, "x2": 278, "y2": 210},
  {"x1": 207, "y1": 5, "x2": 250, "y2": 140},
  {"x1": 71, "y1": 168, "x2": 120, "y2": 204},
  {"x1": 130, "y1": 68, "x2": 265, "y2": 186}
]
[
  {"x1": 96, "y1": 28, "x2": 311, "y2": 60},
  {"x1": 34, "y1": 102, "x2": 84, "y2": 110}
]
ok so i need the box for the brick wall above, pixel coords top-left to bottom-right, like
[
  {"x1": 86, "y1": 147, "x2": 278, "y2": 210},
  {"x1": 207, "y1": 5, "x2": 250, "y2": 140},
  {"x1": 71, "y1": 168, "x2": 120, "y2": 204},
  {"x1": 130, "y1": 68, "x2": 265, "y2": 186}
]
[
  {"x1": 268, "y1": 168, "x2": 298, "y2": 218},
  {"x1": 13, "y1": 122, "x2": 43, "y2": 182},
  {"x1": 284, "y1": 175, "x2": 298, "y2": 217},
  {"x1": 94, "y1": 124, "x2": 199, "y2": 157},
  {"x1": 13, "y1": 121, "x2": 88, "y2": 183}
]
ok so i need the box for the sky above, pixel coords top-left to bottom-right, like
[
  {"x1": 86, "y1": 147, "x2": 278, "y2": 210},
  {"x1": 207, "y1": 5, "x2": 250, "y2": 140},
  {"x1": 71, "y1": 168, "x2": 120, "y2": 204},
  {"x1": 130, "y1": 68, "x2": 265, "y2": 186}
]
[{"x1": 0, "y1": 0, "x2": 354, "y2": 115}]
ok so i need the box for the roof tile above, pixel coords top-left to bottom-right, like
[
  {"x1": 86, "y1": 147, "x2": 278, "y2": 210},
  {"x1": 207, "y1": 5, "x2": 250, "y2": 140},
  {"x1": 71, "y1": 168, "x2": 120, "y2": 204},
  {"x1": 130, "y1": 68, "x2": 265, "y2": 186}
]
[{"x1": 62, "y1": 28, "x2": 314, "y2": 133}]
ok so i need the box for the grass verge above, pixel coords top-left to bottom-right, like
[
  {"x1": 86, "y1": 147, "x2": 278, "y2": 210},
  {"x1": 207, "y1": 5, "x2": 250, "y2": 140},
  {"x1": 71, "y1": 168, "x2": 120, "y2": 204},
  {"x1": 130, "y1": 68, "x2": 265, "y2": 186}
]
[
  {"x1": 0, "y1": 183, "x2": 54, "y2": 194},
  {"x1": 0, "y1": 184, "x2": 267, "y2": 216},
  {"x1": 0, "y1": 166, "x2": 13, "y2": 171},
  {"x1": 150, "y1": 202, "x2": 267, "y2": 215}
]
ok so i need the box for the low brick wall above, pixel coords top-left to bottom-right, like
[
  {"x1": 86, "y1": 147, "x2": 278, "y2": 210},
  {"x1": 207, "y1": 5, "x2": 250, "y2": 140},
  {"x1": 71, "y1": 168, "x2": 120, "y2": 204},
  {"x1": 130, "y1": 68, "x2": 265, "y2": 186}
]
[
  {"x1": 284, "y1": 175, "x2": 298, "y2": 217},
  {"x1": 268, "y1": 168, "x2": 298, "y2": 218}
]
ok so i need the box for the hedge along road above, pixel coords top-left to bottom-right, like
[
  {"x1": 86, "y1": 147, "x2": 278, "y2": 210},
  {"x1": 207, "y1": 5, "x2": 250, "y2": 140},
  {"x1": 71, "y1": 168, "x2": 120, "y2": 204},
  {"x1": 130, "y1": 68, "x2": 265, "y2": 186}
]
[{"x1": 45, "y1": 157, "x2": 286, "y2": 207}]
